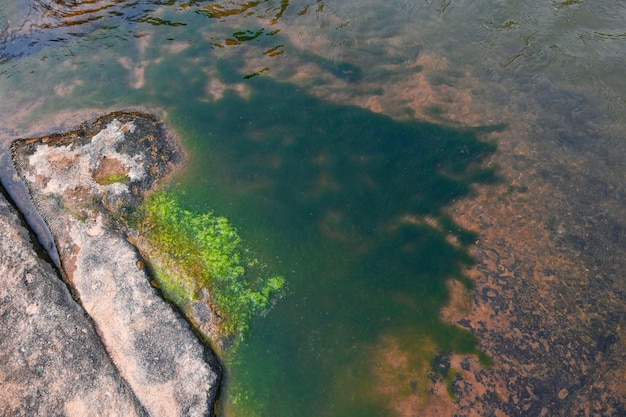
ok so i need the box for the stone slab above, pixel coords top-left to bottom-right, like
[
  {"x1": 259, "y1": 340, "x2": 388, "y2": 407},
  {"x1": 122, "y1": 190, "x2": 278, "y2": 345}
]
[
  {"x1": 10, "y1": 112, "x2": 221, "y2": 417},
  {"x1": 0, "y1": 188, "x2": 147, "y2": 417}
]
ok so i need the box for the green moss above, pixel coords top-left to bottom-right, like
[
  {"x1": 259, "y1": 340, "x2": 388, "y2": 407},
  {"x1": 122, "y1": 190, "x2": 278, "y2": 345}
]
[
  {"x1": 149, "y1": 263, "x2": 194, "y2": 307},
  {"x1": 97, "y1": 173, "x2": 130, "y2": 185},
  {"x1": 137, "y1": 192, "x2": 286, "y2": 339}
]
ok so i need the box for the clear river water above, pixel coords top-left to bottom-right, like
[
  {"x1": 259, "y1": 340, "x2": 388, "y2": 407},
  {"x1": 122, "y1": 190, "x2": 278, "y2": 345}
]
[{"x1": 1, "y1": 1, "x2": 625, "y2": 416}]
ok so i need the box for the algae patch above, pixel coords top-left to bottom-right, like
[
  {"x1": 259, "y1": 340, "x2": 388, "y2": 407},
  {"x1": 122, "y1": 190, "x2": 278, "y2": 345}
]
[
  {"x1": 132, "y1": 192, "x2": 286, "y2": 346},
  {"x1": 12, "y1": 111, "x2": 281, "y2": 351}
]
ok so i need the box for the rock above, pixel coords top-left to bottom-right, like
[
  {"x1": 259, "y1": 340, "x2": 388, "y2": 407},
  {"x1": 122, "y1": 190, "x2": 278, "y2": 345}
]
[
  {"x1": 0, "y1": 188, "x2": 146, "y2": 417},
  {"x1": 10, "y1": 112, "x2": 221, "y2": 417}
]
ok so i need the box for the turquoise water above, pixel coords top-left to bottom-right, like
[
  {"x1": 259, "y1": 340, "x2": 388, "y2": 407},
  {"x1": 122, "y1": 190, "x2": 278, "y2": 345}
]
[
  {"x1": 1, "y1": 1, "x2": 624, "y2": 416},
  {"x1": 166, "y1": 73, "x2": 495, "y2": 414}
]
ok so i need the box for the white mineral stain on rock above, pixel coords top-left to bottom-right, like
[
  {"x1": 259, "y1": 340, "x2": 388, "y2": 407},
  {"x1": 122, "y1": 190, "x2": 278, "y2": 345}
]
[
  {"x1": 28, "y1": 120, "x2": 145, "y2": 196},
  {"x1": 25, "y1": 303, "x2": 38, "y2": 315},
  {"x1": 86, "y1": 215, "x2": 105, "y2": 237}
]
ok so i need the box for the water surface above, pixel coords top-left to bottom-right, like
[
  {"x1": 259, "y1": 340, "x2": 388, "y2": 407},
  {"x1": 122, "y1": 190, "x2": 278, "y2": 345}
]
[{"x1": 1, "y1": 1, "x2": 624, "y2": 416}]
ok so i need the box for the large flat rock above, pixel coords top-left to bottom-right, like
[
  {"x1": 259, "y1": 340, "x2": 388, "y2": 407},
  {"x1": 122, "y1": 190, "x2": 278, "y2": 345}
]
[
  {"x1": 10, "y1": 112, "x2": 221, "y2": 417},
  {"x1": 0, "y1": 189, "x2": 147, "y2": 417}
]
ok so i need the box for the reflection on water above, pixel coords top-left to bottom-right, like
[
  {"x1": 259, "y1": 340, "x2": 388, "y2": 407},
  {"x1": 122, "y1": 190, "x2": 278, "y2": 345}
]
[
  {"x1": 1, "y1": 0, "x2": 626, "y2": 416},
  {"x1": 1, "y1": 0, "x2": 151, "y2": 61},
  {"x1": 194, "y1": 0, "x2": 296, "y2": 24},
  {"x1": 31, "y1": 0, "x2": 126, "y2": 25}
]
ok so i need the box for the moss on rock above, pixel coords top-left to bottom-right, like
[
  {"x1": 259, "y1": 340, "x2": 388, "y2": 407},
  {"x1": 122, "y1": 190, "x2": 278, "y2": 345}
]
[{"x1": 132, "y1": 192, "x2": 285, "y2": 347}]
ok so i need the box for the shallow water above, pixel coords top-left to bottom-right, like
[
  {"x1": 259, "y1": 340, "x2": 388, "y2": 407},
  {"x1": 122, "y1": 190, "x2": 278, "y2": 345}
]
[{"x1": 1, "y1": 1, "x2": 624, "y2": 416}]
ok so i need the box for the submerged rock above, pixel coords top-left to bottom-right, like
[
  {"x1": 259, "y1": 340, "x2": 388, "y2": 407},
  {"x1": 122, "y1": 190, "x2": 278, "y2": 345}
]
[{"x1": 10, "y1": 112, "x2": 221, "y2": 417}]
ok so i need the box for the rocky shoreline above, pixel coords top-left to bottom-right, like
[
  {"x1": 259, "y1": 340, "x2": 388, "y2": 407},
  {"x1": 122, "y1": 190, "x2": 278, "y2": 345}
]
[
  {"x1": 0, "y1": 183, "x2": 151, "y2": 417},
  {"x1": 1, "y1": 112, "x2": 221, "y2": 417},
  {"x1": 3, "y1": 110, "x2": 625, "y2": 417}
]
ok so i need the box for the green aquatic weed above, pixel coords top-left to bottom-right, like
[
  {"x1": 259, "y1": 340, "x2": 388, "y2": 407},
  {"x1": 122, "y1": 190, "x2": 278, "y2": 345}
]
[{"x1": 139, "y1": 192, "x2": 286, "y2": 338}]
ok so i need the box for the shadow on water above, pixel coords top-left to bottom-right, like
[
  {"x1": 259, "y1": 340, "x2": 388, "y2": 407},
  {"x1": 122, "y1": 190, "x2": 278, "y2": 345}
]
[
  {"x1": 1, "y1": 0, "x2": 500, "y2": 411},
  {"x1": 148, "y1": 56, "x2": 500, "y2": 415}
]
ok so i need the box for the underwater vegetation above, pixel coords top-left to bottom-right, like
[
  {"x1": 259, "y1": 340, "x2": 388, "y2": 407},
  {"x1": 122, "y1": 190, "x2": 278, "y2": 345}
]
[
  {"x1": 151, "y1": 70, "x2": 501, "y2": 414},
  {"x1": 134, "y1": 191, "x2": 286, "y2": 340}
]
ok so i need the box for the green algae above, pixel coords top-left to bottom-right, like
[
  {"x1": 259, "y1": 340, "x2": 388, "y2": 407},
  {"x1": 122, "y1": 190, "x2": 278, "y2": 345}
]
[
  {"x1": 135, "y1": 192, "x2": 285, "y2": 339},
  {"x1": 2, "y1": 7, "x2": 500, "y2": 413},
  {"x1": 7, "y1": 24, "x2": 500, "y2": 411}
]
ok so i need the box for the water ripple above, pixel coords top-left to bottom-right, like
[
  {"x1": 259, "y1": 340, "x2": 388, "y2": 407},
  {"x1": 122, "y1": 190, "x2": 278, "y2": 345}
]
[{"x1": 1, "y1": 0, "x2": 156, "y2": 61}]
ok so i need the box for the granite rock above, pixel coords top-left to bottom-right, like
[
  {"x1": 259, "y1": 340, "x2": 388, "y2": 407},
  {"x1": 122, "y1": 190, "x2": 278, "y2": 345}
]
[
  {"x1": 0, "y1": 188, "x2": 147, "y2": 417},
  {"x1": 10, "y1": 112, "x2": 221, "y2": 417}
]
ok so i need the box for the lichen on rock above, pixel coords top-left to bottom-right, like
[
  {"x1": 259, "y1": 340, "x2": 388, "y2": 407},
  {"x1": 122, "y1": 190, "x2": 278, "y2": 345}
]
[
  {"x1": 14, "y1": 111, "x2": 180, "y2": 218},
  {"x1": 25, "y1": 119, "x2": 145, "y2": 196}
]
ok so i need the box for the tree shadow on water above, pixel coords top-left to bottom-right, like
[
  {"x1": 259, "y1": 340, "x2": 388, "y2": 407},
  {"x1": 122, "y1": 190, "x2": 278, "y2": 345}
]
[{"x1": 165, "y1": 62, "x2": 500, "y2": 412}]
